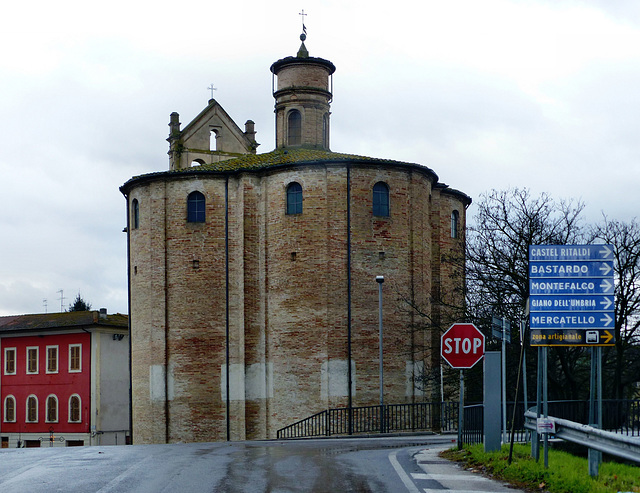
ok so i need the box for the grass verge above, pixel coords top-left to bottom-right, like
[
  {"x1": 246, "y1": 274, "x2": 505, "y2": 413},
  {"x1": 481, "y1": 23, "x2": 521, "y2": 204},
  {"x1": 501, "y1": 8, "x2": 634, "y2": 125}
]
[{"x1": 441, "y1": 443, "x2": 640, "y2": 493}]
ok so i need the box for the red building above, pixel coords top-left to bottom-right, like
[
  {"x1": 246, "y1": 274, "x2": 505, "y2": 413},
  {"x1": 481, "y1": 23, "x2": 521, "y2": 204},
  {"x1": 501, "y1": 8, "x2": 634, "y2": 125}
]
[{"x1": 0, "y1": 310, "x2": 129, "y2": 447}]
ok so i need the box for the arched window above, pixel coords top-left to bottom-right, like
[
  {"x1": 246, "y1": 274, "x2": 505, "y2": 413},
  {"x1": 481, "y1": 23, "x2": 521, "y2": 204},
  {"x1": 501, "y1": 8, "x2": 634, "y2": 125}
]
[
  {"x1": 451, "y1": 210, "x2": 460, "y2": 239},
  {"x1": 132, "y1": 199, "x2": 139, "y2": 229},
  {"x1": 46, "y1": 395, "x2": 58, "y2": 423},
  {"x1": 187, "y1": 191, "x2": 206, "y2": 223},
  {"x1": 210, "y1": 129, "x2": 219, "y2": 151},
  {"x1": 4, "y1": 395, "x2": 15, "y2": 422},
  {"x1": 288, "y1": 110, "x2": 302, "y2": 146},
  {"x1": 286, "y1": 182, "x2": 303, "y2": 215},
  {"x1": 69, "y1": 395, "x2": 81, "y2": 423},
  {"x1": 372, "y1": 182, "x2": 390, "y2": 217},
  {"x1": 26, "y1": 395, "x2": 38, "y2": 423}
]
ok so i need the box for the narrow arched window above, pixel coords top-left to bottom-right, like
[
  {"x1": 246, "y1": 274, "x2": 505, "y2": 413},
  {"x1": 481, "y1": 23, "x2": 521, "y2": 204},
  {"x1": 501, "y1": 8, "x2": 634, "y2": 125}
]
[
  {"x1": 288, "y1": 110, "x2": 302, "y2": 146},
  {"x1": 451, "y1": 210, "x2": 460, "y2": 238},
  {"x1": 187, "y1": 191, "x2": 206, "y2": 223},
  {"x1": 132, "y1": 199, "x2": 139, "y2": 229},
  {"x1": 286, "y1": 182, "x2": 303, "y2": 215},
  {"x1": 69, "y1": 395, "x2": 81, "y2": 423},
  {"x1": 210, "y1": 129, "x2": 219, "y2": 151},
  {"x1": 4, "y1": 396, "x2": 15, "y2": 422},
  {"x1": 46, "y1": 395, "x2": 58, "y2": 423},
  {"x1": 26, "y1": 395, "x2": 38, "y2": 423},
  {"x1": 372, "y1": 182, "x2": 390, "y2": 217}
]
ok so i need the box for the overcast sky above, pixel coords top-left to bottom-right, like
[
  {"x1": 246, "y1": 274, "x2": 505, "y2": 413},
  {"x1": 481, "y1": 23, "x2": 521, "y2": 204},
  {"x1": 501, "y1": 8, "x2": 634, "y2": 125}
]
[{"x1": 1, "y1": 0, "x2": 639, "y2": 316}]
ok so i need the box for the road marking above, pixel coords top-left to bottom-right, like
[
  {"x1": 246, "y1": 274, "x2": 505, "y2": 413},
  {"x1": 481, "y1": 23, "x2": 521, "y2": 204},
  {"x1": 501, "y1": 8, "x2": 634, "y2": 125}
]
[
  {"x1": 411, "y1": 472, "x2": 490, "y2": 481},
  {"x1": 423, "y1": 490, "x2": 501, "y2": 493},
  {"x1": 95, "y1": 455, "x2": 156, "y2": 493},
  {"x1": 388, "y1": 449, "x2": 421, "y2": 493}
]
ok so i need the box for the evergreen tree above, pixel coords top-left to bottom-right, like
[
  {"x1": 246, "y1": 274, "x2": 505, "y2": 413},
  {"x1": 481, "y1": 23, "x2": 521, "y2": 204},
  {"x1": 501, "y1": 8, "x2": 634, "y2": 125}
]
[{"x1": 68, "y1": 293, "x2": 92, "y2": 312}]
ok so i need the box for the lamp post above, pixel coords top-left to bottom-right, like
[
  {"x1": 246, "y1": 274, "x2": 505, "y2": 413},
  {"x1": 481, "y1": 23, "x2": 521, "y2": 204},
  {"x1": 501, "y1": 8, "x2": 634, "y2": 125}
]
[{"x1": 376, "y1": 275, "x2": 384, "y2": 431}]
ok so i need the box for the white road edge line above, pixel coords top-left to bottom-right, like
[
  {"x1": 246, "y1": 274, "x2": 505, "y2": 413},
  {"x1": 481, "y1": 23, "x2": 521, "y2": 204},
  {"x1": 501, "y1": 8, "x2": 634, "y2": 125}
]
[{"x1": 388, "y1": 449, "x2": 421, "y2": 493}]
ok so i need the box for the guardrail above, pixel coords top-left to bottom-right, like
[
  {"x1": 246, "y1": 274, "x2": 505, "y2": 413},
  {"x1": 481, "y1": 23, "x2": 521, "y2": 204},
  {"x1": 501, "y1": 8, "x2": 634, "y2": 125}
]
[{"x1": 524, "y1": 410, "x2": 640, "y2": 464}]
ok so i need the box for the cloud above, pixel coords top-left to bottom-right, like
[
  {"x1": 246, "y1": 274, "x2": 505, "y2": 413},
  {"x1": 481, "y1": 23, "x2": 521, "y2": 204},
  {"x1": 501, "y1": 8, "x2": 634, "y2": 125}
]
[{"x1": 1, "y1": 0, "x2": 639, "y2": 315}]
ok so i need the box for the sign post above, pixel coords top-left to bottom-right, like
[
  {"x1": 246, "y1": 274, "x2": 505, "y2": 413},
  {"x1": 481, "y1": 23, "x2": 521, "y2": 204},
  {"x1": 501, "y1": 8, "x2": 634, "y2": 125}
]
[{"x1": 441, "y1": 323, "x2": 485, "y2": 449}]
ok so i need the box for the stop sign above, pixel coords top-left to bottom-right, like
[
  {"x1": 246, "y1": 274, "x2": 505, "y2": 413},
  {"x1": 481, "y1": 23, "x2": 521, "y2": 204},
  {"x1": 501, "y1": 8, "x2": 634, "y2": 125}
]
[{"x1": 441, "y1": 323, "x2": 485, "y2": 369}]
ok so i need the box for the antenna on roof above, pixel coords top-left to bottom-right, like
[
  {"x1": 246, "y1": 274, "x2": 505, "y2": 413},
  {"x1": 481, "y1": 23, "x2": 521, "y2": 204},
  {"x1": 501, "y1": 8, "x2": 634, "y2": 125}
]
[
  {"x1": 43, "y1": 299, "x2": 47, "y2": 314},
  {"x1": 57, "y1": 289, "x2": 65, "y2": 312}
]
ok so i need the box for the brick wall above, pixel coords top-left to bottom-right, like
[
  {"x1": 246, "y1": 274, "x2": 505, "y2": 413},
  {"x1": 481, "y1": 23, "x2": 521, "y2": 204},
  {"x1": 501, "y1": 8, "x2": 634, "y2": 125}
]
[{"x1": 127, "y1": 162, "x2": 468, "y2": 443}]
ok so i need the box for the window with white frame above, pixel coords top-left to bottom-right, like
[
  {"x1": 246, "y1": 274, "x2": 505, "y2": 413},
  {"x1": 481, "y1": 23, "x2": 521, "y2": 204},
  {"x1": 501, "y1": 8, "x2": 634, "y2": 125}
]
[
  {"x1": 286, "y1": 182, "x2": 303, "y2": 215},
  {"x1": 4, "y1": 348, "x2": 16, "y2": 375},
  {"x1": 69, "y1": 395, "x2": 81, "y2": 423},
  {"x1": 26, "y1": 347, "x2": 38, "y2": 374},
  {"x1": 372, "y1": 182, "x2": 390, "y2": 217},
  {"x1": 26, "y1": 395, "x2": 38, "y2": 423},
  {"x1": 46, "y1": 346, "x2": 58, "y2": 374},
  {"x1": 4, "y1": 395, "x2": 15, "y2": 422},
  {"x1": 46, "y1": 395, "x2": 58, "y2": 423},
  {"x1": 187, "y1": 191, "x2": 206, "y2": 223},
  {"x1": 69, "y1": 344, "x2": 82, "y2": 372}
]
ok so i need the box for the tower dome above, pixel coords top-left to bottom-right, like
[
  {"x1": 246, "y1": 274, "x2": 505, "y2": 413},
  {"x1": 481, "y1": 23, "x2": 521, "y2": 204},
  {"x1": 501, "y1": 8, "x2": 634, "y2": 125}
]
[{"x1": 270, "y1": 34, "x2": 336, "y2": 150}]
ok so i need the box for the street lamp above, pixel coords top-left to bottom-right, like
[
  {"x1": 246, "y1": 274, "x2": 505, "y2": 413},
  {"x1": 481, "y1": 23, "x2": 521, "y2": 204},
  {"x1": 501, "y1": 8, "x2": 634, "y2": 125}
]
[{"x1": 376, "y1": 276, "x2": 384, "y2": 410}]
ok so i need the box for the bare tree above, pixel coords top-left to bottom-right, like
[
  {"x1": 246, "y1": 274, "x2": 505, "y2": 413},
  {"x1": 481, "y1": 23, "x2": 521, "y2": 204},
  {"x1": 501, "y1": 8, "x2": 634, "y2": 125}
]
[
  {"x1": 402, "y1": 187, "x2": 640, "y2": 403},
  {"x1": 466, "y1": 188, "x2": 587, "y2": 401},
  {"x1": 591, "y1": 217, "x2": 640, "y2": 399},
  {"x1": 397, "y1": 239, "x2": 467, "y2": 402}
]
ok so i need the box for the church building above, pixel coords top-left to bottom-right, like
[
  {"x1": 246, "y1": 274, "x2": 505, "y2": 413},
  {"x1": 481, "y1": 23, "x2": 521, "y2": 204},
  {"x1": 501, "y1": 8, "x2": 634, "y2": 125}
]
[{"x1": 120, "y1": 33, "x2": 470, "y2": 443}]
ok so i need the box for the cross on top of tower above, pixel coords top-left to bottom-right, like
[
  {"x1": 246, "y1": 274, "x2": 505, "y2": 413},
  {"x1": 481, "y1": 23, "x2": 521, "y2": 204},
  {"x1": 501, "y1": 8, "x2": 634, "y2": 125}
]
[{"x1": 299, "y1": 9, "x2": 307, "y2": 40}]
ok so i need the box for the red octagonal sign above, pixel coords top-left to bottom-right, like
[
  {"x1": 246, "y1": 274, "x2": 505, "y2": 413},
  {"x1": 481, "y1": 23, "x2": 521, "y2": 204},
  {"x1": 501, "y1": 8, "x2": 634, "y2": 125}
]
[{"x1": 441, "y1": 323, "x2": 485, "y2": 369}]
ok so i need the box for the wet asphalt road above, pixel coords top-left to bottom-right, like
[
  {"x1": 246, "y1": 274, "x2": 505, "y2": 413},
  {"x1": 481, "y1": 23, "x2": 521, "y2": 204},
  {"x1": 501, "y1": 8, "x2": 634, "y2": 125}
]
[{"x1": 0, "y1": 435, "x2": 468, "y2": 492}]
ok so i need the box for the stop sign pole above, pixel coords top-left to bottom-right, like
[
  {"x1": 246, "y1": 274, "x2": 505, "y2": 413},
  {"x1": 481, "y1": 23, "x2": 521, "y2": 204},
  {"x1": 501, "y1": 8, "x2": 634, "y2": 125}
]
[{"x1": 441, "y1": 323, "x2": 485, "y2": 449}]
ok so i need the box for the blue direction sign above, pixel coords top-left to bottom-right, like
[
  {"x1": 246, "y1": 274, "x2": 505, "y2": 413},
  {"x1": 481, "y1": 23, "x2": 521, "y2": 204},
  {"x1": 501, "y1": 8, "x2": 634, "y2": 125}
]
[
  {"x1": 530, "y1": 278, "x2": 614, "y2": 295},
  {"x1": 529, "y1": 244, "x2": 613, "y2": 261},
  {"x1": 529, "y1": 244, "x2": 615, "y2": 347},
  {"x1": 530, "y1": 294, "x2": 614, "y2": 312},
  {"x1": 529, "y1": 261, "x2": 613, "y2": 278},
  {"x1": 530, "y1": 312, "x2": 614, "y2": 329}
]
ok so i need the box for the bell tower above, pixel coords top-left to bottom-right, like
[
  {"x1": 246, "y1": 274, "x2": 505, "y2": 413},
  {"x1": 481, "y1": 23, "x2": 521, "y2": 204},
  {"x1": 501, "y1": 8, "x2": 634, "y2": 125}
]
[{"x1": 270, "y1": 32, "x2": 336, "y2": 150}]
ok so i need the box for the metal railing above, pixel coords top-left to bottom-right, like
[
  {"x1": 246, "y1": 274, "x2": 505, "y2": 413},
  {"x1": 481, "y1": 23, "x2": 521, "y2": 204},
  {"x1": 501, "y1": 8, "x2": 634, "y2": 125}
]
[
  {"x1": 277, "y1": 401, "x2": 459, "y2": 439},
  {"x1": 461, "y1": 404, "x2": 484, "y2": 444},
  {"x1": 524, "y1": 411, "x2": 640, "y2": 464},
  {"x1": 277, "y1": 399, "x2": 640, "y2": 440}
]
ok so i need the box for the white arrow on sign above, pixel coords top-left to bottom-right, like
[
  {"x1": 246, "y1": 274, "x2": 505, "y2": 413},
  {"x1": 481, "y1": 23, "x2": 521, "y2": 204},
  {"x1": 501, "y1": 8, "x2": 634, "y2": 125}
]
[
  {"x1": 598, "y1": 263, "x2": 613, "y2": 276},
  {"x1": 599, "y1": 245, "x2": 612, "y2": 259},
  {"x1": 600, "y1": 279, "x2": 613, "y2": 293},
  {"x1": 600, "y1": 313, "x2": 613, "y2": 326},
  {"x1": 600, "y1": 297, "x2": 613, "y2": 310}
]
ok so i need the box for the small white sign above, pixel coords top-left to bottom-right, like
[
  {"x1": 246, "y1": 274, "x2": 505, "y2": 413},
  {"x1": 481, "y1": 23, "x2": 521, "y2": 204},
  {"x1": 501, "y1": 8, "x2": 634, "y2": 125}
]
[{"x1": 537, "y1": 417, "x2": 556, "y2": 434}]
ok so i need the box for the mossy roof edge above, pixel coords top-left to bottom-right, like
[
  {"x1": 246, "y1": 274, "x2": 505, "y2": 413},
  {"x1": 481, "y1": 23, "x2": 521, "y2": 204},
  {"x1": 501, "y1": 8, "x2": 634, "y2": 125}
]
[
  {"x1": 0, "y1": 311, "x2": 128, "y2": 332},
  {"x1": 121, "y1": 148, "x2": 440, "y2": 193}
]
